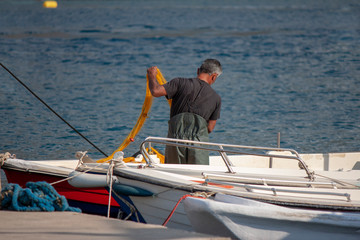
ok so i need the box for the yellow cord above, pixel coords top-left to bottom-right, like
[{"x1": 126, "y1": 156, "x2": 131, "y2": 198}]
[{"x1": 97, "y1": 68, "x2": 170, "y2": 163}]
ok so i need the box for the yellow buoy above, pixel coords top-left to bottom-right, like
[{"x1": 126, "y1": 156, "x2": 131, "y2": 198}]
[{"x1": 43, "y1": 1, "x2": 58, "y2": 8}]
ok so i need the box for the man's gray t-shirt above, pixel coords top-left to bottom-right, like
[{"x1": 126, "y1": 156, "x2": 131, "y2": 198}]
[{"x1": 163, "y1": 77, "x2": 221, "y2": 121}]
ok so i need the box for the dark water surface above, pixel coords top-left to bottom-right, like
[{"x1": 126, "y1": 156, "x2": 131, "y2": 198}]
[{"x1": 0, "y1": 0, "x2": 359, "y2": 160}]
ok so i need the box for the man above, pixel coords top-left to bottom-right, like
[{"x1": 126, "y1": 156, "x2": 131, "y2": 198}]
[{"x1": 147, "y1": 59, "x2": 222, "y2": 164}]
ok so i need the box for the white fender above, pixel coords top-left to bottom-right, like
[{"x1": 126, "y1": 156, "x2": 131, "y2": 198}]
[{"x1": 67, "y1": 171, "x2": 118, "y2": 188}]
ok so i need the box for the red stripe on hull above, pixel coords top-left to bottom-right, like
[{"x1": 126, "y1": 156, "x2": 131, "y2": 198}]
[{"x1": 2, "y1": 169, "x2": 120, "y2": 207}]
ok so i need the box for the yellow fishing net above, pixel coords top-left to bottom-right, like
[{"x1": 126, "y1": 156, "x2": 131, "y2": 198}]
[{"x1": 97, "y1": 68, "x2": 170, "y2": 163}]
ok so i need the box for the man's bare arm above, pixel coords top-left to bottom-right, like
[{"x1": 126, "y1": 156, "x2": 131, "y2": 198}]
[
  {"x1": 147, "y1": 66, "x2": 167, "y2": 97},
  {"x1": 207, "y1": 120, "x2": 217, "y2": 133}
]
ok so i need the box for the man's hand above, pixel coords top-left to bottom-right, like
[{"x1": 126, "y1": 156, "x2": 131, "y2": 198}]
[
  {"x1": 147, "y1": 66, "x2": 167, "y2": 97},
  {"x1": 147, "y1": 66, "x2": 158, "y2": 81}
]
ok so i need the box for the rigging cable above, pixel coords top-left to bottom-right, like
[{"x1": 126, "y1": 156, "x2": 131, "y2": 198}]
[{"x1": 0, "y1": 62, "x2": 108, "y2": 157}]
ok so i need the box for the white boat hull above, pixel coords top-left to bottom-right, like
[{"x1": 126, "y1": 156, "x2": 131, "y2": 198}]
[{"x1": 184, "y1": 193, "x2": 360, "y2": 240}]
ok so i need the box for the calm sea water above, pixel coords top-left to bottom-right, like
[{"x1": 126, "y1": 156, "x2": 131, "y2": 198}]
[{"x1": 0, "y1": 0, "x2": 359, "y2": 160}]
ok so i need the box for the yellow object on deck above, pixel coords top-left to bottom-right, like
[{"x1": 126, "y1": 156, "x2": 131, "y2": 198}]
[
  {"x1": 97, "y1": 68, "x2": 171, "y2": 163},
  {"x1": 43, "y1": 1, "x2": 58, "y2": 8},
  {"x1": 123, "y1": 147, "x2": 165, "y2": 164}
]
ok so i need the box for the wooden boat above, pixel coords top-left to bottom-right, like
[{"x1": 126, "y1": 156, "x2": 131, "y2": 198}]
[{"x1": 1, "y1": 136, "x2": 360, "y2": 238}]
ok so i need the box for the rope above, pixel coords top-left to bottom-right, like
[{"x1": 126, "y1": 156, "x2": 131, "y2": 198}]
[
  {"x1": 111, "y1": 188, "x2": 140, "y2": 222},
  {"x1": 107, "y1": 159, "x2": 116, "y2": 218},
  {"x1": 0, "y1": 152, "x2": 15, "y2": 166},
  {"x1": 0, "y1": 181, "x2": 81, "y2": 212},
  {"x1": 162, "y1": 193, "x2": 210, "y2": 226},
  {"x1": 105, "y1": 154, "x2": 140, "y2": 221},
  {"x1": 152, "y1": 181, "x2": 207, "y2": 197},
  {"x1": 0, "y1": 62, "x2": 108, "y2": 157}
]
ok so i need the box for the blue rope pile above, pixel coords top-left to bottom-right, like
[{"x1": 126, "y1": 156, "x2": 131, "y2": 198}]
[{"x1": 0, "y1": 181, "x2": 81, "y2": 212}]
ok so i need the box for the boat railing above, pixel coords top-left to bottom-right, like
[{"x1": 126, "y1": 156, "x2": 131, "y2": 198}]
[
  {"x1": 202, "y1": 173, "x2": 338, "y2": 189},
  {"x1": 139, "y1": 136, "x2": 315, "y2": 180},
  {"x1": 203, "y1": 176, "x2": 352, "y2": 202}
]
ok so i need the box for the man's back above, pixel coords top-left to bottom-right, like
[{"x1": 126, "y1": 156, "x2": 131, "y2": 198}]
[{"x1": 164, "y1": 77, "x2": 221, "y2": 121}]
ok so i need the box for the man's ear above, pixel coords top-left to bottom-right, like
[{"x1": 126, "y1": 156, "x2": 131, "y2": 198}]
[{"x1": 211, "y1": 74, "x2": 217, "y2": 84}]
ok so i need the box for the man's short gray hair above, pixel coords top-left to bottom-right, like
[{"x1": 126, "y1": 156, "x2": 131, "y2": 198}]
[{"x1": 199, "y1": 59, "x2": 222, "y2": 76}]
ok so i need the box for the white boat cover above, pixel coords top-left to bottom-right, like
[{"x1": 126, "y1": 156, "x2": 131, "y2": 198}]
[
  {"x1": 184, "y1": 193, "x2": 360, "y2": 240},
  {"x1": 3, "y1": 158, "x2": 75, "y2": 176}
]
